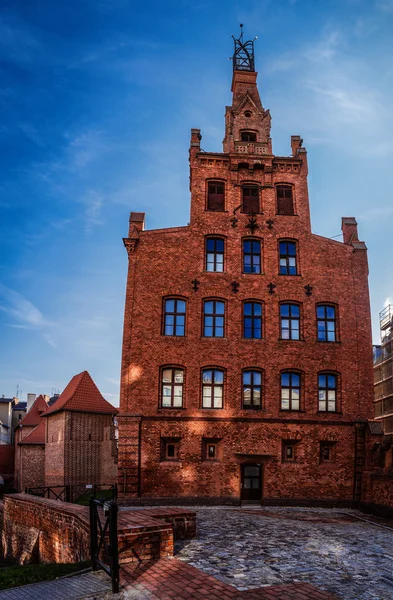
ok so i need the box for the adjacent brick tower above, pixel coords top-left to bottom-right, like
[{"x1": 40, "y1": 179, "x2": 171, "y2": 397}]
[{"x1": 119, "y1": 28, "x2": 374, "y2": 506}]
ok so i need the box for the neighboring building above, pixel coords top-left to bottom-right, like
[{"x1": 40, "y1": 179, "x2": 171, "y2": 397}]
[
  {"x1": 0, "y1": 397, "x2": 22, "y2": 445},
  {"x1": 14, "y1": 372, "x2": 118, "y2": 491},
  {"x1": 374, "y1": 304, "x2": 393, "y2": 435},
  {"x1": 42, "y1": 371, "x2": 118, "y2": 488},
  {"x1": 118, "y1": 31, "x2": 375, "y2": 505},
  {"x1": 11, "y1": 401, "x2": 27, "y2": 441},
  {"x1": 14, "y1": 394, "x2": 49, "y2": 491}
]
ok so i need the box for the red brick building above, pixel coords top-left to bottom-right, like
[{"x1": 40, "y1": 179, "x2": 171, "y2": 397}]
[
  {"x1": 118, "y1": 31, "x2": 374, "y2": 505},
  {"x1": 14, "y1": 372, "x2": 118, "y2": 491}
]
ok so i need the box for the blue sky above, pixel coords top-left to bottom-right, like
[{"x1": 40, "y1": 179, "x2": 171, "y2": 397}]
[{"x1": 1, "y1": 0, "x2": 392, "y2": 405}]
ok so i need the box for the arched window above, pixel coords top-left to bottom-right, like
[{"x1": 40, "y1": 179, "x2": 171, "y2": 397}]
[
  {"x1": 242, "y1": 185, "x2": 259, "y2": 214},
  {"x1": 318, "y1": 373, "x2": 338, "y2": 412},
  {"x1": 160, "y1": 367, "x2": 184, "y2": 408},
  {"x1": 207, "y1": 181, "x2": 225, "y2": 211},
  {"x1": 243, "y1": 239, "x2": 261, "y2": 274},
  {"x1": 203, "y1": 300, "x2": 225, "y2": 337},
  {"x1": 202, "y1": 369, "x2": 224, "y2": 409},
  {"x1": 280, "y1": 303, "x2": 300, "y2": 340},
  {"x1": 243, "y1": 301, "x2": 263, "y2": 339},
  {"x1": 205, "y1": 237, "x2": 224, "y2": 272},
  {"x1": 279, "y1": 240, "x2": 298, "y2": 275},
  {"x1": 276, "y1": 185, "x2": 294, "y2": 215},
  {"x1": 163, "y1": 298, "x2": 186, "y2": 336},
  {"x1": 243, "y1": 370, "x2": 262, "y2": 409},
  {"x1": 317, "y1": 305, "x2": 337, "y2": 342},
  {"x1": 281, "y1": 371, "x2": 301, "y2": 411}
]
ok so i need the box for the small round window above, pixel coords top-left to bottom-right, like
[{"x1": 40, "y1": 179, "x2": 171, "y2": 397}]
[{"x1": 244, "y1": 111, "x2": 252, "y2": 118}]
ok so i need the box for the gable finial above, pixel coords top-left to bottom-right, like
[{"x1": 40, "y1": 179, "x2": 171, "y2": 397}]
[{"x1": 232, "y1": 24, "x2": 257, "y2": 72}]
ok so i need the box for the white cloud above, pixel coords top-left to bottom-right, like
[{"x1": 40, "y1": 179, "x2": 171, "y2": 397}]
[
  {"x1": 81, "y1": 190, "x2": 104, "y2": 233},
  {"x1": 0, "y1": 285, "x2": 57, "y2": 347}
]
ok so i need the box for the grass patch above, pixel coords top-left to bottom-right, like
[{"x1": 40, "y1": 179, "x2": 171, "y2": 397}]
[{"x1": 0, "y1": 561, "x2": 91, "y2": 590}]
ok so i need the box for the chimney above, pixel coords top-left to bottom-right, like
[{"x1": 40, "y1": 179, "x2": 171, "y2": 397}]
[
  {"x1": 341, "y1": 217, "x2": 359, "y2": 245},
  {"x1": 27, "y1": 393, "x2": 36, "y2": 412}
]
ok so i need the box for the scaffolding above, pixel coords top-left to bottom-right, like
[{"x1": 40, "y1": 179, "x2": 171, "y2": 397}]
[{"x1": 374, "y1": 304, "x2": 393, "y2": 434}]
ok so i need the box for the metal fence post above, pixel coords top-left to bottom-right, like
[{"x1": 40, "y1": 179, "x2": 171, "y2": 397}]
[
  {"x1": 109, "y1": 502, "x2": 120, "y2": 593},
  {"x1": 89, "y1": 498, "x2": 98, "y2": 571}
]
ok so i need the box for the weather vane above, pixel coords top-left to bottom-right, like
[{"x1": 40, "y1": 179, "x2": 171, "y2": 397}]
[{"x1": 231, "y1": 24, "x2": 258, "y2": 72}]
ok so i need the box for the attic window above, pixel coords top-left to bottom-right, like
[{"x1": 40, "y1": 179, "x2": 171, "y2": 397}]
[
  {"x1": 244, "y1": 111, "x2": 252, "y2": 118},
  {"x1": 241, "y1": 131, "x2": 257, "y2": 142},
  {"x1": 207, "y1": 181, "x2": 225, "y2": 211},
  {"x1": 242, "y1": 185, "x2": 259, "y2": 214},
  {"x1": 277, "y1": 186, "x2": 294, "y2": 215}
]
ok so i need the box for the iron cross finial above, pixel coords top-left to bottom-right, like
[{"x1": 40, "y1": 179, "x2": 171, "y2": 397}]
[{"x1": 191, "y1": 279, "x2": 200, "y2": 292}]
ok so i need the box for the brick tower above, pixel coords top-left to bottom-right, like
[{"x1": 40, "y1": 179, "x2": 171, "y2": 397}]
[{"x1": 118, "y1": 28, "x2": 374, "y2": 506}]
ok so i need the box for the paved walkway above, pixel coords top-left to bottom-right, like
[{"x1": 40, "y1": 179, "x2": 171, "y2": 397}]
[
  {"x1": 173, "y1": 507, "x2": 393, "y2": 600},
  {"x1": 0, "y1": 571, "x2": 110, "y2": 600},
  {"x1": 1, "y1": 507, "x2": 392, "y2": 600},
  {"x1": 121, "y1": 556, "x2": 339, "y2": 599}
]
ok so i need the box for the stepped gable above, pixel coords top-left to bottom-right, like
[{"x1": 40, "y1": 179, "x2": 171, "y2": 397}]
[
  {"x1": 42, "y1": 370, "x2": 118, "y2": 417},
  {"x1": 21, "y1": 394, "x2": 49, "y2": 426},
  {"x1": 19, "y1": 420, "x2": 45, "y2": 445}
]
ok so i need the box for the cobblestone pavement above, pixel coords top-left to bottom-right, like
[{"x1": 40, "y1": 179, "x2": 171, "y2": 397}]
[
  {"x1": 0, "y1": 571, "x2": 110, "y2": 600},
  {"x1": 173, "y1": 507, "x2": 393, "y2": 600}
]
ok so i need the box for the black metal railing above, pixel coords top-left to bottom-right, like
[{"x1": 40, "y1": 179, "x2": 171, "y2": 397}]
[
  {"x1": 25, "y1": 483, "x2": 117, "y2": 504},
  {"x1": 90, "y1": 497, "x2": 120, "y2": 593},
  {"x1": 25, "y1": 485, "x2": 70, "y2": 501}
]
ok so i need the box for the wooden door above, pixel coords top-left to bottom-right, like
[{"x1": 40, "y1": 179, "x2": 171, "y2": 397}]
[{"x1": 241, "y1": 463, "x2": 262, "y2": 503}]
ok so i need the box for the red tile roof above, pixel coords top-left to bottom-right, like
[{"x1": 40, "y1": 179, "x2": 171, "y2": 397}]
[
  {"x1": 21, "y1": 395, "x2": 49, "y2": 426},
  {"x1": 42, "y1": 371, "x2": 117, "y2": 417},
  {"x1": 19, "y1": 420, "x2": 45, "y2": 445}
]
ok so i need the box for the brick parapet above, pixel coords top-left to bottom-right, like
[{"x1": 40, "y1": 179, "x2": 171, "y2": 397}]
[{"x1": 0, "y1": 495, "x2": 195, "y2": 565}]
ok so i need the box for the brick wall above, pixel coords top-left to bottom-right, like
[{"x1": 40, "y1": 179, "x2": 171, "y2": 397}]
[
  {"x1": 19, "y1": 446, "x2": 45, "y2": 491},
  {"x1": 0, "y1": 495, "x2": 195, "y2": 566},
  {"x1": 1, "y1": 494, "x2": 90, "y2": 564},
  {"x1": 136, "y1": 421, "x2": 355, "y2": 502},
  {"x1": 45, "y1": 411, "x2": 117, "y2": 487},
  {"x1": 45, "y1": 412, "x2": 66, "y2": 486},
  {"x1": 0, "y1": 445, "x2": 14, "y2": 484}
]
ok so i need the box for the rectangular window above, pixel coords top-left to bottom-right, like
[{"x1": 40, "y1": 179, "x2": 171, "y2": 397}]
[
  {"x1": 242, "y1": 186, "x2": 259, "y2": 214},
  {"x1": 281, "y1": 372, "x2": 301, "y2": 411},
  {"x1": 241, "y1": 131, "x2": 257, "y2": 142},
  {"x1": 279, "y1": 241, "x2": 297, "y2": 275},
  {"x1": 282, "y1": 441, "x2": 296, "y2": 462},
  {"x1": 206, "y1": 238, "x2": 224, "y2": 272},
  {"x1": 162, "y1": 439, "x2": 180, "y2": 461},
  {"x1": 317, "y1": 305, "x2": 336, "y2": 342},
  {"x1": 207, "y1": 443, "x2": 217, "y2": 459},
  {"x1": 243, "y1": 302, "x2": 262, "y2": 339},
  {"x1": 320, "y1": 443, "x2": 335, "y2": 463},
  {"x1": 161, "y1": 368, "x2": 184, "y2": 408},
  {"x1": 243, "y1": 239, "x2": 261, "y2": 274},
  {"x1": 277, "y1": 186, "x2": 294, "y2": 215},
  {"x1": 318, "y1": 373, "x2": 337, "y2": 412},
  {"x1": 207, "y1": 182, "x2": 225, "y2": 211},
  {"x1": 280, "y1": 304, "x2": 300, "y2": 340},
  {"x1": 163, "y1": 299, "x2": 186, "y2": 336},
  {"x1": 203, "y1": 300, "x2": 225, "y2": 337},
  {"x1": 202, "y1": 369, "x2": 224, "y2": 408},
  {"x1": 243, "y1": 370, "x2": 262, "y2": 409}
]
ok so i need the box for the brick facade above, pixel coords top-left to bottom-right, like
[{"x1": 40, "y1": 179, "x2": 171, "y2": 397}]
[
  {"x1": 119, "y1": 46, "x2": 374, "y2": 504},
  {"x1": 45, "y1": 411, "x2": 117, "y2": 487}
]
